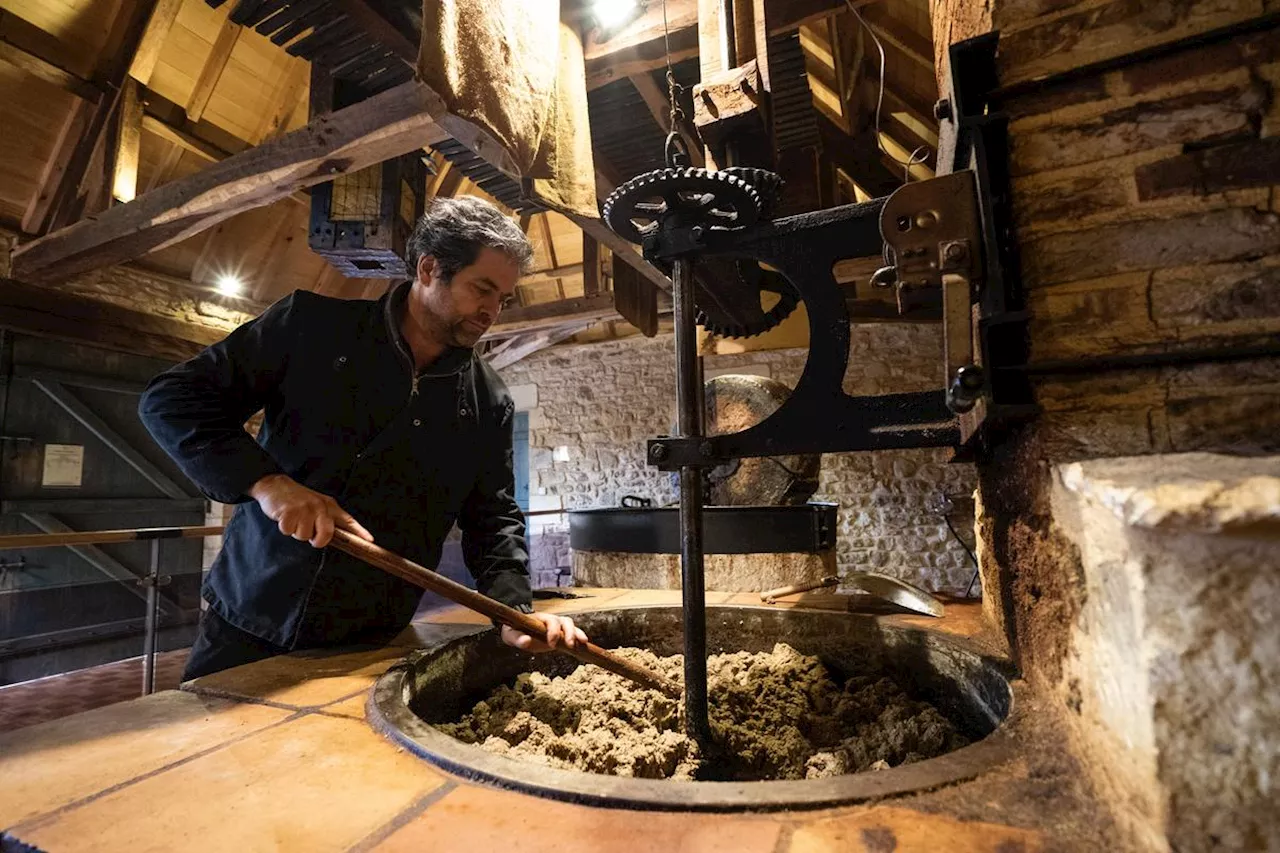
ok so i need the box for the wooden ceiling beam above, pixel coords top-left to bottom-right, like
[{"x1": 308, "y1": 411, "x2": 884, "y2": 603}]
[
  {"x1": 42, "y1": 0, "x2": 162, "y2": 233},
  {"x1": 522, "y1": 263, "x2": 584, "y2": 287},
  {"x1": 186, "y1": 16, "x2": 242, "y2": 123},
  {"x1": 11, "y1": 80, "x2": 450, "y2": 284},
  {"x1": 0, "y1": 39, "x2": 102, "y2": 102},
  {"x1": 484, "y1": 293, "x2": 621, "y2": 338},
  {"x1": 855, "y1": 5, "x2": 933, "y2": 72},
  {"x1": 128, "y1": 0, "x2": 184, "y2": 86},
  {"x1": 23, "y1": 101, "x2": 93, "y2": 234},
  {"x1": 111, "y1": 79, "x2": 144, "y2": 204},
  {"x1": 486, "y1": 322, "x2": 592, "y2": 371},
  {"x1": 0, "y1": 278, "x2": 221, "y2": 363}
]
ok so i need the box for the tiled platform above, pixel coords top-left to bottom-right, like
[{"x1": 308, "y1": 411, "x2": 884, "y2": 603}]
[{"x1": 0, "y1": 589, "x2": 1104, "y2": 852}]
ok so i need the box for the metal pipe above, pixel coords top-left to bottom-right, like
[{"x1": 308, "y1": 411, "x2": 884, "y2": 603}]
[
  {"x1": 142, "y1": 538, "x2": 160, "y2": 696},
  {"x1": 672, "y1": 257, "x2": 711, "y2": 747}
]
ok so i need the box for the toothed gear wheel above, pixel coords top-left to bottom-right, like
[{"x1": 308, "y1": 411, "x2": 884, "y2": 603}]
[
  {"x1": 694, "y1": 259, "x2": 800, "y2": 338},
  {"x1": 603, "y1": 167, "x2": 761, "y2": 244},
  {"x1": 720, "y1": 168, "x2": 785, "y2": 217}
]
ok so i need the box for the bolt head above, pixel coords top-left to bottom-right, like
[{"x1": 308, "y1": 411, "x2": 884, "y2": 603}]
[
  {"x1": 699, "y1": 441, "x2": 714, "y2": 457},
  {"x1": 690, "y1": 226, "x2": 705, "y2": 242},
  {"x1": 650, "y1": 444, "x2": 668, "y2": 460},
  {"x1": 944, "y1": 242, "x2": 968, "y2": 262}
]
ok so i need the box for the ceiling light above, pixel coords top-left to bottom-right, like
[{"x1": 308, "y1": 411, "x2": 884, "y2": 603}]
[
  {"x1": 593, "y1": 0, "x2": 639, "y2": 31},
  {"x1": 215, "y1": 274, "x2": 244, "y2": 296}
]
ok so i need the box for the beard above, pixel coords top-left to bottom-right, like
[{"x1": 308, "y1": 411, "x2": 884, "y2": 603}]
[{"x1": 450, "y1": 316, "x2": 489, "y2": 348}]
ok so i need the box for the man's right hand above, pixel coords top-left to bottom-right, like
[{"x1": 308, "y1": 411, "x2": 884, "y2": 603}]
[{"x1": 248, "y1": 474, "x2": 374, "y2": 548}]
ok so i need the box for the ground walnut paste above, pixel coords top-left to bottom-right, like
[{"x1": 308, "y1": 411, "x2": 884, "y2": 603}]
[{"x1": 438, "y1": 643, "x2": 969, "y2": 780}]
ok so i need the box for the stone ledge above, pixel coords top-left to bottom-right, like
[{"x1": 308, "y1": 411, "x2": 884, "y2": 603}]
[{"x1": 1058, "y1": 451, "x2": 1280, "y2": 532}]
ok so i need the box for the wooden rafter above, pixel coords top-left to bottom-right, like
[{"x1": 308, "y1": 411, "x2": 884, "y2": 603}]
[
  {"x1": 583, "y1": 235, "x2": 600, "y2": 298},
  {"x1": 11, "y1": 81, "x2": 450, "y2": 283},
  {"x1": 186, "y1": 16, "x2": 243, "y2": 123},
  {"x1": 253, "y1": 58, "x2": 309, "y2": 143},
  {"x1": 112, "y1": 79, "x2": 144, "y2": 204},
  {"x1": 856, "y1": 5, "x2": 933, "y2": 72},
  {"x1": 0, "y1": 38, "x2": 101, "y2": 102},
  {"x1": 128, "y1": 0, "x2": 184, "y2": 86},
  {"x1": 522, "y1": 263, "x2": 584, "y2": 287},
  {"x1": 484, "y1": 293, "x2": 623, "y2": 339},
  {"x1": 486, "y1": 322, "x2": 592, "y2": 371},
  {"x1": 42, "y1": 0, "x2": 161, "y2": 233},
  {"x1": 23, "y1": 101, "x2": 93, "y2": 234}
]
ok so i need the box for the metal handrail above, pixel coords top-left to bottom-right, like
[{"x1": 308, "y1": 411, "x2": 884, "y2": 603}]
[
  {"x1": 0, "y1": 525, "x2": 224, "y2": 550},
  {"x1": 0, "y1": 524, "x2": 226, "y2": 696}
]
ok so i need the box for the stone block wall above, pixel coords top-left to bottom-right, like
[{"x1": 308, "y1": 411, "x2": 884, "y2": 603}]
[
  {"x1": 930, "y1": 4, "x2": 1280, "y2": 850},
  {"x1": 499, "y1": 325, "x2": 979, "y2": 593}
]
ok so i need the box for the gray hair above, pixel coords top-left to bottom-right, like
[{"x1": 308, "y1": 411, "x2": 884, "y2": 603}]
[{"x1": 405, "y1": 196, "x2": 534, "y2": 280}]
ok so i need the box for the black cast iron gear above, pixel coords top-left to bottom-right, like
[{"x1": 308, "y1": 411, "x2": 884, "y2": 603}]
[
  {"x1": 693, "y1": 259, "x2": 800, "y2": 339},
  {"x1": 602, "y1": 167, "x2": 761, "y2": 244},
  {"x1": 719, "y1": 168, "x2": 785, "y2": 218}
]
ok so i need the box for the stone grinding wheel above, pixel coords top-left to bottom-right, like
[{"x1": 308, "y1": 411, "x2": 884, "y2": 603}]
[{"x1": 702, "y1": 374, "x2": 821, "y2": 506}]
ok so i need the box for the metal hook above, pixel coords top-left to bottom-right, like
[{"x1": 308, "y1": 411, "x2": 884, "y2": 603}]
[{"x1": 665, "y1": 131, "x2": 690, "y2": 168}]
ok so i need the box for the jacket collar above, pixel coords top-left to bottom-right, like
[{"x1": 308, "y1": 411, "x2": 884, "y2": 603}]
[{"x1": 381, "y1": 280, "x2": 475, "y2": 377}]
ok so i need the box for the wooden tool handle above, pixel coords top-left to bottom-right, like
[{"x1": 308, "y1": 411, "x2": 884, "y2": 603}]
[
  {"x1": 759, "y1": 575, "x2": 840, "y2": 603},
  {"x1": 329, "y1": 530, "x2": 681, "y2": 698}
]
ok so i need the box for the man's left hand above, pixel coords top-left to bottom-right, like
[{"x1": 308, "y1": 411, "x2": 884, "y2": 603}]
[{"x1": 501, "y1": 612, "x2": 588, "y2": 653}]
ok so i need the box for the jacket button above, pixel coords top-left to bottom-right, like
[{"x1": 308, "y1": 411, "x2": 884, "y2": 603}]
[
  {"x1": 413, "y1": 418, "x2": 422, "y2": 427},
  {"x1": 459, "y1": 408, "x2": 469, "y2": 417},
  {"x1": 338, "y1": 356, "x2": 347, "y2": 363}
]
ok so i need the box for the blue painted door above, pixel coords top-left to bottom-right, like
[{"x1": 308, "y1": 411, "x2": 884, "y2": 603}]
[{"x1": 511, "y1": 411, "x2": 530, "y2": 513}]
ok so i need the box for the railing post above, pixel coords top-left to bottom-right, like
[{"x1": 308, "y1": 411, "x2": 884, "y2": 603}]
[{"x1": 141, "y1": 538, "x2": 160, "y2": 696}]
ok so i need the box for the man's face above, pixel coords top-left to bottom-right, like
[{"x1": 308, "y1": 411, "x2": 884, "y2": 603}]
[{"x1": 413, "y1": 247, "x2": 520, "y2": 347}]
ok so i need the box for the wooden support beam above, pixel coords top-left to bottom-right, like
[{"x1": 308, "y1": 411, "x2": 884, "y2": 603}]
[
  {"x1": 44, "y1": 0, "x2": 161, "y2": 233},
  {"x1": 857, "y1": 6, "x2": 933, "y2": 71},
  {"x1": 538, "y1": 213, "x2": 559, "y2": 269},
  {"x1": 521, "y1": 263, "x2": 584, "y2": 287},
  {"x1": 584, "y1": 0, "x2": 700, "y2": 91},
  {"x1": 141, "y1": 113, "x2": 226, "y2": 162},
  {"x1": 583, "y1": 235, "x2": 600, "y2": 297},
  {"x1": 128, "y1": 0, "x2": 184, "y2": 85},
  {"x1": 12, "y1": 81, "x2": 450, "y2": 284},
  {"x1": 0, "y1": 39, "x2": 102, "y2": 102},
  {"x1": 484, "y1": 293, "x2": 622, "y2": 338},
  {"x1": 254, "y1": 58, "x2": 309, "y2": 143},
  {"x1": 487, "y1": 323, "x2": 592, "y2": 371},
  {"x1": 112, "y1": 79, "x2": 144, "y2": 204},
  {"x1": 23, "y1": 101, "x2": 93, "y2": 234},
  {"x1": 186, "y1": 16, "x2": 242, "y2": 123},
  {"x1": 0, "y1": 278, "x2": 223, "y2": 362}
]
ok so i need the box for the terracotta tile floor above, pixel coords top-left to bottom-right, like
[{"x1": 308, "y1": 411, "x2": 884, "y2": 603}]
[{"x1": 0, "y1": 650, "x2": 189, "y2": 734}]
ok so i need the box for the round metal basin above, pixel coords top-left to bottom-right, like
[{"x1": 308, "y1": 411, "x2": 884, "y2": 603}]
[{"x1": 369, "y1": 606, "x2": 1018, "y2": 812}]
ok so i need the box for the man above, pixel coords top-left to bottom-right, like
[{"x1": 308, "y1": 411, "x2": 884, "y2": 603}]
[{"x1": 140, "y1": 196, "x2": 585, "y2": 681}]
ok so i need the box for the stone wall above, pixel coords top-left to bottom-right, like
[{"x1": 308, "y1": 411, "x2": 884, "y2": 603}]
[
  {"x1": 499, "y1": 325, "x2": 979, "y2": 593},
  {"x1": 933, "y1": 5, "x2": 1280, "y2": 851}
]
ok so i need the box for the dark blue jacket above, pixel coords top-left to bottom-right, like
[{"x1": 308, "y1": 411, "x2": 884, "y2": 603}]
[{"x1": 139, "y1": 282, "x2": 532, "y2": 648}]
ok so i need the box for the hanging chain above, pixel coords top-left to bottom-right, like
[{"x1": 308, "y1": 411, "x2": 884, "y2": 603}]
[{"x1": 662, "y1": 0, "x2": 690, "y2": 167}]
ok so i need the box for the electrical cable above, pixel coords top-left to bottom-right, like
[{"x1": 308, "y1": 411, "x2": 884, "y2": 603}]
[{"x1": 844, "y1": 0, "x2": 932, "y2": 184}]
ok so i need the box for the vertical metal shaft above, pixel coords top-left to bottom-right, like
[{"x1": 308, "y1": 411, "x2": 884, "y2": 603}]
[
  {"x1": 672, "y1": 258, "x2": 711, "y2": 747},
  {"x1": 142, "y1": 538, "x2": 160, "y2": 696}
]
